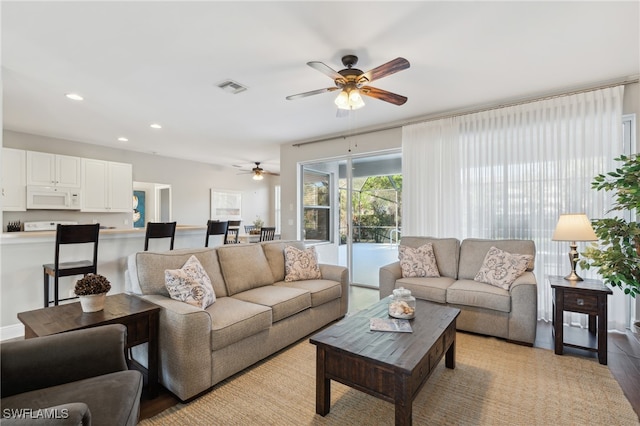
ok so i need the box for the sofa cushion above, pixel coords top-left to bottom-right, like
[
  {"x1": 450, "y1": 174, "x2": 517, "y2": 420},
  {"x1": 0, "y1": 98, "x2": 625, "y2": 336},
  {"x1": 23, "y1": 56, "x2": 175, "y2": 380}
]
[
  {"x1": 284, "y1": 246, "x2": 322, "y2": 282},
  {"x1": 399, "y1": 243, "x2": 440, "y2": 278},
  {"x1": 0, "y1": 370, "x2": 142, "y2": 426},
  {"x1": 134, "y1": 248, "x2": 227, "y2": 297},
  {"x1": 395, "y1": 277, "x2": 456, "y2": 304},
  {"x1": 217, "y1": 244, "x2": 274, "y2": 295},
  {"x1": 261, "y1": 240, "x2": 306, "y2": 282},
  {"x1": 446, "y1": 279, "x2": 511, "y2": 313},
  {"x1": 399, "y1": 237, "x2": 460, "y2": 279},
  {"x1": 274, "y1": 279, "x2": 342, "y2": 307},
  {"x1": 474, "y1": 246, "x2": 533, "y2": 290},
  {"x1": 206, "y1": 297, "x2": 272, "y2": 351},
  {"x1": 233, "y1": 286, "x2": 311, "y2": 323},
  {"x1": 458, "y1": 239, "x2": 536, "y2": 280},
  {"x1": 165, "y1": 255, "x2": 216, "y2": 309}
]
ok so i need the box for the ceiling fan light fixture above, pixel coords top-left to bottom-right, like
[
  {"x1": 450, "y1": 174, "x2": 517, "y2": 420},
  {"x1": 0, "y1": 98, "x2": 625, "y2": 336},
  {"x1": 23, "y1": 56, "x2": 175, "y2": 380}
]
[
  {"x1": 334, "y1": 88, "x2": 365, "y2": 110},
  {"x1": 252, "y1": 171, "x2": 264, "y2": 181}
]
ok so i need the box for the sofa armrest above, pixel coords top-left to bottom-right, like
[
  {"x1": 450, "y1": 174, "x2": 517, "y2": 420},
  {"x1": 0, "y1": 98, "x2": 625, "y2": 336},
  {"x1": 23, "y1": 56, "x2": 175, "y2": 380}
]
[
  {"x1": 319, "y1": 264, "x2": 349, "y2": 316},
  {"x1": 1, "y1": 403, "x2": 91, "y2": 426},
  {"x1": 1, "y1": 325, "x2": 128, "y2": 398},
  {"x1": 379, "y1": 262, "x2": 402, "y2": 298},
  {"x1": 131, "y1": 294, "x2": 214, "y2": 401},
  {"x1": 508, "y1": 271, "x2": 538, "y2": 344}
]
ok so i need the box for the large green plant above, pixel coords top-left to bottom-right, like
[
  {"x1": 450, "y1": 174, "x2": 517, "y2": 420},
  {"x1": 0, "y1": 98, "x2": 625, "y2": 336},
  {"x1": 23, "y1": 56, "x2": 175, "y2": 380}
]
[{"x1": 580, "y1": 154, "x2": 640, "y2": 297}]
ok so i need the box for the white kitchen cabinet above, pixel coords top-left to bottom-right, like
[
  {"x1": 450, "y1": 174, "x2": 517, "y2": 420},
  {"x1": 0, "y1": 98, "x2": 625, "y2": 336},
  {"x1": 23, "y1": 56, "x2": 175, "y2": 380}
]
[
  {"x1": 26, "y1": 151, "x2": 81, "y2": 187},
  {"x1": 81, "y1": 159, "x2": 133, "y2": 212},
  {"x1": 2, "y1": 148, "x2": 27, "y2": 211}
]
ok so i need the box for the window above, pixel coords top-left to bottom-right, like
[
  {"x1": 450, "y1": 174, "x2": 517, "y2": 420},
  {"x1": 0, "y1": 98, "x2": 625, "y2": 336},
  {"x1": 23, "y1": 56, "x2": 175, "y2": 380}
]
[{"x1": 302, "y1": 169, "x2": 331, "y2": 242}]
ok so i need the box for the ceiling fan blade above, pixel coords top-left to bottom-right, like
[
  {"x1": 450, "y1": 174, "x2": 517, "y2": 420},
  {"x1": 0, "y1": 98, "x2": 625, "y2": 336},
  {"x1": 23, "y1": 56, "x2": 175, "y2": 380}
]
[
  {"x1": 360, "y1": 57, "x2": 410, "y2": 84},
  {"x1": 307, "y1": 61, "x2": 343, "y2": 80},
  {"x1": 286, "y1": 87, "x2": 339, "y2": 101},
  {"x1": 360, "y1": 86, "x2": 408, "y2": 106}
]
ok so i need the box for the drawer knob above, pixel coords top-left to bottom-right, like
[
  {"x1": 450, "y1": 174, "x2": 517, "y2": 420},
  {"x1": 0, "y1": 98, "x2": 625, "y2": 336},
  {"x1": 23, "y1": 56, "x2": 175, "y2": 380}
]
[{"x1": 577, "y1": 298, "x2": 584, "y2": 306}]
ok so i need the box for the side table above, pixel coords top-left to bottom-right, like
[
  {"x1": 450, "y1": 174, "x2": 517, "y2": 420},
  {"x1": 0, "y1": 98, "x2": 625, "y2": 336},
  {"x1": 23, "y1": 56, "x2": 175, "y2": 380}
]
[
  {"x1": 17, "y1": 293, "x2": 160, "y2": 397},
  {"x1": 549, "y1": 275, "x2": 612, "y2": 365}
]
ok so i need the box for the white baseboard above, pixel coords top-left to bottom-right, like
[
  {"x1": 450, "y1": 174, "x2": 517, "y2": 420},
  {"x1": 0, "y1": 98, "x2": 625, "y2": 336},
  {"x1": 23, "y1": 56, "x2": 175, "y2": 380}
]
[{"x1": 1, "y1": 323, "x2": 25, "y2": 341}]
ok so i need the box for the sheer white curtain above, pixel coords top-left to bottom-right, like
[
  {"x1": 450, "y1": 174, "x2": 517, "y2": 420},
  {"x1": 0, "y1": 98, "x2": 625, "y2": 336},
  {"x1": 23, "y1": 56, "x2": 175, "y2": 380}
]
[{"x1": 402, "y1": 86, "x2": 629, "y2": 330}]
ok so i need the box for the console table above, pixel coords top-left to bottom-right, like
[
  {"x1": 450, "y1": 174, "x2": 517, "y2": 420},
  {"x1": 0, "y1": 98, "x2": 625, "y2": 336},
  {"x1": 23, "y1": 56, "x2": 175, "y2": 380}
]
[
  {"x1": 549, "y1": 275, "x2": 612, "y2": 365},
  {"x1": 17, "y1": 293, "x2": 160, "y2": 397}
]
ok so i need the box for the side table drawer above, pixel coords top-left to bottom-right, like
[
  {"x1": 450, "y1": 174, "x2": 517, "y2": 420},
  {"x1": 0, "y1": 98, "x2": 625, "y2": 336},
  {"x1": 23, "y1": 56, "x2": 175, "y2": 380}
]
[{"x1": 563, "y1": 290, "x2": 598, "y2": 314}]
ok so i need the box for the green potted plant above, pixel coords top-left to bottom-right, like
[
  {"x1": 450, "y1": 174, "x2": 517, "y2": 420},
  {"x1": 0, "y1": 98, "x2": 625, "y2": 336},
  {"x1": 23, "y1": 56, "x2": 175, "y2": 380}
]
[
  {"x1": 251, "y1": 216, "x2": 264, "y2": 234},
  {"x1": 75, "y1": 273, "x2": 111, "y2": 312},
  {"x1": 580, "y1": 154, "x2": 640, "y2": 303}
]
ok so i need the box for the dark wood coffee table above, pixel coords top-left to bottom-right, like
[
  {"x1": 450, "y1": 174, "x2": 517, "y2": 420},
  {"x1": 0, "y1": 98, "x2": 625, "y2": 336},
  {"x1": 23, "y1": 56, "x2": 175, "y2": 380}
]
[
  {"x1": 310, "y1": 298, "x2": 460, "y2": 426},
  {"x1": 17, "y1": 293, "x2": 160, "y2": 397}
]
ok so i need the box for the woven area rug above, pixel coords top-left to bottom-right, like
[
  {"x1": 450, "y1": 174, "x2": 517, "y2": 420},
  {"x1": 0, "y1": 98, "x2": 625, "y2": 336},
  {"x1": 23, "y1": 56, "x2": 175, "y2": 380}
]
[{"x1": 140, "y1": 332, "x2": 639, "y2": 425}]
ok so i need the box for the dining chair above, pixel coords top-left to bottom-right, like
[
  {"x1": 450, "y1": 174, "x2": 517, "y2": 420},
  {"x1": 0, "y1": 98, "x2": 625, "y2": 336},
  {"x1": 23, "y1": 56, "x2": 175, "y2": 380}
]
[
  {"x1": 144, "y1": 222, "x2": 177, "y2": 251},
  {"x1": 205, "y1": 220, "x2": 228, "y2": 247},
  {"x1": 43, "y1": 223, "x2": 100, "y2": 307},
  {"x1": 259, "y1": 227, "x2": 276, "y2": 242},
  {"x1": 244, "y1": 225, "x2": 255, "y2": 233},
  {"x1": 225, "y1": 220, "x2": 241, "y2": 244}
]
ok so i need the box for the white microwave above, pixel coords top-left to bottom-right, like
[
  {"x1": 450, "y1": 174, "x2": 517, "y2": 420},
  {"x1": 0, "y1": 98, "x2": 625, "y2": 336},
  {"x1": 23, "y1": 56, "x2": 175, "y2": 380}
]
[{"x1": 27, "y1": 186, "x2": 82, "y2": 210}]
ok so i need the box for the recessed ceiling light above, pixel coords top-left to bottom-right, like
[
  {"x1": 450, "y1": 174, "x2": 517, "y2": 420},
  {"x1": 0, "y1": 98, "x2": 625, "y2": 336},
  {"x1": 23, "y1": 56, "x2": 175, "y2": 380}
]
[
  {"x1": 150, "y1": 123, "x2": 162, "y2": 129},
  {"x1": 117, "y1": 137, "x2": 128, "y2": 142},
  {"x1": 65, "y1": 93, "x2": 84, "y2": 101}
]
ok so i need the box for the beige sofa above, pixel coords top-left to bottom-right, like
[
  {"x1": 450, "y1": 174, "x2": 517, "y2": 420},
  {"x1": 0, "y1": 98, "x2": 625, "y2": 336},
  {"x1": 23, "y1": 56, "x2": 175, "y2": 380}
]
[
  {"x1": 380, "y1": 237, "x2": 537, "y2": 345},
  {"x1": 126, "y1": 240, "x2": 348, "y2": 401}
]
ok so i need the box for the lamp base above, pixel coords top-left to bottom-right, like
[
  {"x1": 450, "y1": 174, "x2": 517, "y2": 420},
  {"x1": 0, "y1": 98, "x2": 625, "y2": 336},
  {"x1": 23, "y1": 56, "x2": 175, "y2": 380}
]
[{"x1": 564, "y1": 271, "x2": 584, "y2": 281}]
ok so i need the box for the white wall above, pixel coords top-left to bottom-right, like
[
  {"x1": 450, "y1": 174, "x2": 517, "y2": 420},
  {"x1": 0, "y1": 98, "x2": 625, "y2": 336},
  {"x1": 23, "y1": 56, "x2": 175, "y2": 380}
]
[{"x1": 2, "y1": 130, "x2": 279, "y2": 229}]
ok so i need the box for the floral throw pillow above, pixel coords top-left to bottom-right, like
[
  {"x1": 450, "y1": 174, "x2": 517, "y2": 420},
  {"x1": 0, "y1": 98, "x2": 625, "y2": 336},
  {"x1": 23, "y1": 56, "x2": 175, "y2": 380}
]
[
  {"x1": 165, "y1": 255, "x2": 216, "y2": 309},
  {"x1": 474, "y1": 246, "x2": 533, "y2": 290},
  {"x1": 398, "y1": 243, "x2": 440, "y2": 278},
  {"x1": 284, "y1": 246, "x2": 322, "y2": 282}
]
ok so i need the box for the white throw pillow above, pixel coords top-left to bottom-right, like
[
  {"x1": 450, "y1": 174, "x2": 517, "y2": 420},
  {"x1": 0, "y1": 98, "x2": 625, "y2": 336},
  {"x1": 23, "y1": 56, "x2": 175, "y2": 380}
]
[
  {"x1": 474, "y1": 246, "x2": 533, "y2": 290},
  {"x1": 398, "y1": 243, "x2": 440, "y2": 278},
  {"x1": 284, "y1": 246, "x2": 322, "y2": 282},
  {"x1": 165, "y1": 255, "x2": 216, "y2": 309}
]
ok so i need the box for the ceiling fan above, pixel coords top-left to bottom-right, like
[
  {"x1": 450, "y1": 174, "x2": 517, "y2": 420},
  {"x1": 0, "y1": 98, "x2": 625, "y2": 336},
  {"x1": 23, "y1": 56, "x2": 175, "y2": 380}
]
[
  {"x1": 236, "y1": 162, "x2": 278, "y2": 180},
  {"x1": 286, "y1": 55, "x2": 410, "y2": 112}
]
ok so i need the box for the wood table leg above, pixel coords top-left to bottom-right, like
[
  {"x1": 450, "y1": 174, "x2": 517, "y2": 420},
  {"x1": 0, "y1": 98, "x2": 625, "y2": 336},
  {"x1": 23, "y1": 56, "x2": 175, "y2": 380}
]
[
  {"x1": 554, "y1": 289, "x2": 564, "y2": 355},
  {"x1": 445, "y1": 338, "x2": 456, "y2": 369},
  {"x1": 316, "y1": 347, "x2": 330, "y2": 416},
  {"x1": 597, "y1": 296, "x2": 607, "y2": 365},
  {"x1": 394, "y1": 373, "x2": 412, "y2": 426},
  {"x1": 147, "y1": 311, "x2": 159, "y2": 398}
]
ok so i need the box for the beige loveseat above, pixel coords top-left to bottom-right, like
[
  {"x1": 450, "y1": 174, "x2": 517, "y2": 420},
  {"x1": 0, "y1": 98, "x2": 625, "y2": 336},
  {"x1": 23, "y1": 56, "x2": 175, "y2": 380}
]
[
  {"x1": 126, "y1": 240, "x2": 348, "y2": 401},
  {"x1": 380, "y1": 237, "x2": 537, "y2": 345}
]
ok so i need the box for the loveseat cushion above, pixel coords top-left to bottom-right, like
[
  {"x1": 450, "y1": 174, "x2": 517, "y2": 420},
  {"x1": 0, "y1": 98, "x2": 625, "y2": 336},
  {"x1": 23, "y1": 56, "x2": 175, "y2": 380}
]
[
  {"x1": 0, "y1": 370, "x2": 142, "y2": 426},
  {"x1": 217, "y1": 244, "x2": 275, "y2": 295},
  {"x1": 399, "y1": 237, "x2": 460, "y2": 279},
  {"x1": 133, "y1": 248, "x2": 227, "y2": 297},
  {"x1": 206, "y1": 297, "x2": 272, "y2": 351},
  {"x1": 275, "y1": 279, "x2": 342, "y2": 307},
  {"x1": 458, "y1": 239, "x2": 536, "y2": 280},
  {"x1": 395, "y1": 277, "x2": 456, "y2": 304},
  {"x1": 233, "y1": 286, "x2": 311, "y2": 323},
  {"x1": 446, "y1": 279, "x2": 511, "y2": 313},
  {"x1": 261, "y1": 240, "x2": 306, "y2": 282}
]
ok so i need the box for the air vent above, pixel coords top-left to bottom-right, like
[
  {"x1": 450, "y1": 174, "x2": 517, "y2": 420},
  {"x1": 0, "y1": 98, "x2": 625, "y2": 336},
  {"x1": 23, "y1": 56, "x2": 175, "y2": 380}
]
[{"x1": 216, "y1": 79, "x2": 248, "y2": 94}]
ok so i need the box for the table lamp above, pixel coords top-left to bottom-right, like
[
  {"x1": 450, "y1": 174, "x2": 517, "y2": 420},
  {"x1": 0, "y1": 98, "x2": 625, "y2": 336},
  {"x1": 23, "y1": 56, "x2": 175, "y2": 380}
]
[{"x1": 552, "y1": 213, "x2": 597, "y2": 281}]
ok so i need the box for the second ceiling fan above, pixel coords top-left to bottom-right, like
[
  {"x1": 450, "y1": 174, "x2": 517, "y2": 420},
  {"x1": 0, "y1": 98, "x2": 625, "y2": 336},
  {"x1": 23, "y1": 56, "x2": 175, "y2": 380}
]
[{"x1": 286, "y1": 55, "x2": 410, "y2": 112}]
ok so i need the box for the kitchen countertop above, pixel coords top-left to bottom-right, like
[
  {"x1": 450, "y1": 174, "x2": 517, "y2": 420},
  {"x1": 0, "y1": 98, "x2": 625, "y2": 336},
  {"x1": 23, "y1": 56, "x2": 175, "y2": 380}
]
[{"x1": 1, "y1": 225, "x2": 205, "y2": 242}]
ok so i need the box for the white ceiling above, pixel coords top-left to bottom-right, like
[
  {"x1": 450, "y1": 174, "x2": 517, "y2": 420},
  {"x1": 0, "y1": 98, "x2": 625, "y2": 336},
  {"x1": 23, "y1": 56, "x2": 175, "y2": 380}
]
[{"x1": 2, "y1": 1, "x2": 639, "y2": 174}]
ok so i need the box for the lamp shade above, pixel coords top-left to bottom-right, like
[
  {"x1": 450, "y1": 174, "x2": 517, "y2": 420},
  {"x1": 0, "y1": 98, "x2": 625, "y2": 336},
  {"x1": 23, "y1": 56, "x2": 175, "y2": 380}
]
[{"x1": 551, "y1": 213, "x2": 597, "y2": 241}]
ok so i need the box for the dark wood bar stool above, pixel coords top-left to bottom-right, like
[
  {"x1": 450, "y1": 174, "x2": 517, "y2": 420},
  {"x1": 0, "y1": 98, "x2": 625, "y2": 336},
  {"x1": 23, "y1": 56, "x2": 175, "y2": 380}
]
[
  {"x1": 259, "y1": 227, "x2": 276, "y2": 242},
  {"x1": 205, "y1": 220, "x2": 228, "y2": 247},
  {"x1": 226, "y1": 220, "x2": 241, "y2": 244},
  {"x1": 144, "y1": 222, "x2": 177, "y2": 251},
  {"x1": 43, "y1": 223, "x2": 100, "y2": 307}
]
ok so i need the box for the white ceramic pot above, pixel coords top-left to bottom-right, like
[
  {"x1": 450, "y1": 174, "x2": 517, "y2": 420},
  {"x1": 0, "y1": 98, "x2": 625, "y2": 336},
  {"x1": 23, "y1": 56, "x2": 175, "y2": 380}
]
[{"x1": 79, "y1": 293, "x2": 107, "y2": 312}]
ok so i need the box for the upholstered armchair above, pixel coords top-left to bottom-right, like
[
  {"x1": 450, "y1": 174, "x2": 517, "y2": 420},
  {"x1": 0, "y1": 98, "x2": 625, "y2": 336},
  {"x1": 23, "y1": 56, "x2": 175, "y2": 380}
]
[{"x1": 1, "y1": 324, "x2": 142, "y2": 425}]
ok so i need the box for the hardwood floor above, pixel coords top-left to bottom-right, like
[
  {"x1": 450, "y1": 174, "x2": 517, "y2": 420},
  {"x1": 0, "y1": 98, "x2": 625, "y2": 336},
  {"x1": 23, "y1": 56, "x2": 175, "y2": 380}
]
[{"x1": 140, "y1": 287, "x2": 640, "y2": 420}]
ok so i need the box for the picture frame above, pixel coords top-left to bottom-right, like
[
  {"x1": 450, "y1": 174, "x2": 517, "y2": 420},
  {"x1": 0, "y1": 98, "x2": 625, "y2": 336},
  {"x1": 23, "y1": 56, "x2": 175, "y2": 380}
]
[{"x1": 210, "y1": 189, "x2": 242, "y2": 220}]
